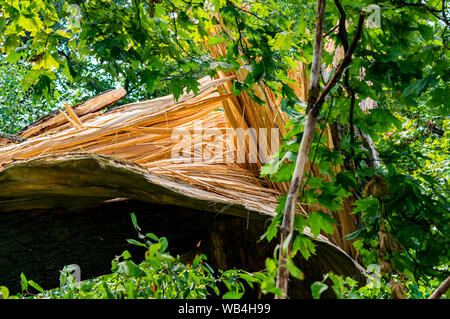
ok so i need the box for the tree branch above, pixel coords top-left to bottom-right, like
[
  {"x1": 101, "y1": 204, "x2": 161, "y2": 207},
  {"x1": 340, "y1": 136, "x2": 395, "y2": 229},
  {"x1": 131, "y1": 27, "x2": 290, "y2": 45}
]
[
  {"x1": 228, "y1": 2, "x2": 281, "y2": 32},
  {"x1": 334, "y1": 0, "x2": 349, "y2": 52},
  {"x1": 334, "y1": 0, "x2": 357, "y2": 160},
  {"x1": 429, "y1": 275, "x2": 450, "y2": 299}
]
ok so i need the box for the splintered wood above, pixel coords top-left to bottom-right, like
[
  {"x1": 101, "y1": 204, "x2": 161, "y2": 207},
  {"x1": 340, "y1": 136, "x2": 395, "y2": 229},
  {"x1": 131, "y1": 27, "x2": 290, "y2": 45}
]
[
  {"x1": 0, "y1": 76, "x2": 284, "y2": 217},
  {"x1": 0, "y1": 54, "x2": 360, "y2": 257}
]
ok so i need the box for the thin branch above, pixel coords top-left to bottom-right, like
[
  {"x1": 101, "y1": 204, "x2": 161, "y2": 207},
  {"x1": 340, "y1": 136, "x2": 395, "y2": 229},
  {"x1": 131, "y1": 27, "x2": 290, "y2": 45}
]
[
  {"x1": 76, "y1": 0, "x2": 91, "y2": 23},
  {"x1": 334, "y1": 0, "x2": 349, "y2": 52},
  {"x1": 324, "y1": 25, "x2": 339, "y2": 37},
  {"x1": 170, "y1": 8, "x2": 194, "y2": 57},
  {"x1": 429, "y1": 275, "x2": 450, "y2": 299},
  {"x1": 334, "y1": 0, "x2": 357, "y2": 159},
  {"x1": 235, "y1": 15, "x2": 252, "y2": 62},
  {"x1": 228, "y1": 2, "x2": 281, "y2": 32},
  {"x1": 133, "y1": 0, "x2": 156, "y2": 43}
]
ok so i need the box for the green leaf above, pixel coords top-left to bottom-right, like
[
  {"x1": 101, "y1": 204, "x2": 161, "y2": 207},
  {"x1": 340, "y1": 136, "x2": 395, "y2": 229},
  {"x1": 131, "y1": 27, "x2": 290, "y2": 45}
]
[
  {"x1": 401, "y1": 74, "x2": 438, "y2": 99},
  {"x1": 265, "y1": 258, "x2": 277, "y2": 274},
  {"x1": 222, "y1": 291, "x2": 244, "y2": 299},
  {"x1": 145, "y1": 233, "x2": 159, "y2": 242},
  {"x1": 238, "y1": 273, "x2": 260, "y2": 287},
  {"x1": 121, "y1": 250, "x2": 132, "y2": 260},
  {"x1": 159, "y1": 237, "x2": 169, "y2": 252},
  {"x1": 188, "y1": 271, "x2": 201, "y2": 284},
  {"x1": 45, "y1": 53, "x2": 60, "y2": 70},
  {"x1": 287, "y1": 257, "x2": 304, "y2": 280},
  {"x1": 343, "y1": 228, "x2": 364, "y2": 241},
  {"x1": 207, "y1": 36, "x2": 226, "y2": 46},
  {"x1": 148, "y1": 242, "x2": 163, "y2": 258},
  {"x1": 153, "y1": 4, "x2": 166, "y2": 18},
  {"x1": 0, "y1": 286, "x2": 10, "y2": 299},
  {"x1": 260, "y1": 158, "x2": 281, "y2": 176},
  {"x1": 352, "y1": 197, "x2": 380, "y2": 216},
  {"x1": 116, "y1": 260, "x2": 146, "y2": 278},
  {"x1": 366, "y1": 109, "x2": 402, "y2": 132},
  {"x1": 335, "y1": 171, "x2": 357, "y2": 190},
  {"x1": 127, "y1": 280, "x2": 136, "y2": 299},
  {"x1": 17, "y1": 15, "x2": 39, "y2": 32},
  {"x1": 311, "y1": 281, "x2": 328, "y2": 299},
  {"x1": 308, "y1": 211, "x2": 336, "y2": 237},
  {"x1": 261, "y1": 211, "x2": 282, "y2": 242},
  {"x1": 193, "y1": 254, "x2": 205, "y2": 265},
  {"x1": 272, "y1": 163, "x2": 295, "y2": 182},
  {"x1": 20, "y1": 273, "x2": 28, "y2": 292},
  {"x1": 62, "y1": 59, "x2": 75, "y2": 81},
  {"x1": 126, "y1": 239, "x2": 147, "y2": 247},
  {"x1": 27, "y1": 280, "x2": 44, "y2": 293},
  {"x1": 294, "y1": 215, "x2": 307, "y2": 233},
  {"x1": 272, "y1": 32, "x2": 295, "y2": 51},
  {"x1": 4, "y1": 35, "x2": 20, "y2": 54},
  {"x1": 80, "y1": 281, "x2": 95, "y2": 293},
  {"x1": 328, "y1": 273, "x2": 345, "y2": 298},
  {"x1": 130, "y1": 213, "x2": 141, "y2": 231},
  {"x1": 291, "y1": 234, "x2": 316, "y2": 260}
]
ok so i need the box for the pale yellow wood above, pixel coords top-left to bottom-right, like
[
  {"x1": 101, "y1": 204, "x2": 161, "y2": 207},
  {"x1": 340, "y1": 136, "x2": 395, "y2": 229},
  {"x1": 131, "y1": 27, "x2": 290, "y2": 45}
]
[
  {"x1": 64, "y1": 103, "x2": 84, "y2": 127},
  {"x1": 59, "y1": 110, "x2": 81, "y2": 130}
]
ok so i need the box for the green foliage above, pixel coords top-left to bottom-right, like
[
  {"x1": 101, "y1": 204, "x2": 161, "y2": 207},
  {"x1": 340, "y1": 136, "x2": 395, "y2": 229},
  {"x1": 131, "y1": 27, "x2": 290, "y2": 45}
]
[
  {"x1": 0, "y1": 54, "x2": 123, "y2": 134},
  {"x1": 5, "y1": 213, "x2": 262, "y2": 299},
  {"x1": 311, "y1": 271, "x2": 448, "y2": 299},
  {"x1": 0, "y1": 58, "x2": 54, "y2": 133},
  {"x1": 0, "y1": 0, "x2": 212, "y2": 103},
  {"x1": 257, "y1": 0, "x2": 449, "y2": 298}
]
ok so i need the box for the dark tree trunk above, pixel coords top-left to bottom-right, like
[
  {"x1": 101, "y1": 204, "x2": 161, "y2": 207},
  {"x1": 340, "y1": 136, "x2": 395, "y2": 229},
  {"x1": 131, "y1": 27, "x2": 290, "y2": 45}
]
[
  {"x1": 0, "y1": 200, "x2": 213, "y2": 293},
  {"x1": 0, "y1": 199, "x2": 365, "y2": 298}
]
